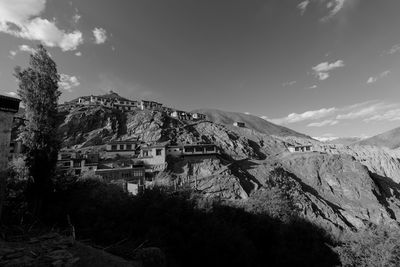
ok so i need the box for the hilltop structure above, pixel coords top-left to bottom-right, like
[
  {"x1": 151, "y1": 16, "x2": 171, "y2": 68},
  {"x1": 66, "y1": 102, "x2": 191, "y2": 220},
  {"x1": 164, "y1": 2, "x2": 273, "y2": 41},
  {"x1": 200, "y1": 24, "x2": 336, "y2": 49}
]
[{"x1": 68, "y1": 90, "x2": 207, "y2": 122}]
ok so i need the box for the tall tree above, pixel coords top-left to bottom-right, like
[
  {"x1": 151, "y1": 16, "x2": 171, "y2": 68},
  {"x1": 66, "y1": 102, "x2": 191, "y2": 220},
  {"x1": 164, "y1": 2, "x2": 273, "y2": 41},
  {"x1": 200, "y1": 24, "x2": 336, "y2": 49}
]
[{"x1": 14, "y1": 45, "x2": 61, "y2": 217}]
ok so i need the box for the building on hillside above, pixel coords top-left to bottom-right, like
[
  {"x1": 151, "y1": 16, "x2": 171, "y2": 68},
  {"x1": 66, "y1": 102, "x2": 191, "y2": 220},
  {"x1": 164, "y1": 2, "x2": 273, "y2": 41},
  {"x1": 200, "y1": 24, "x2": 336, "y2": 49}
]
[
  {"x1": 138, "y1": 143, "x2": 167, "y2": 171},
  {"x1": 105, "y1": 140, "x2": 139, "y2": 157},
  {"x1": 167, "y1": 143, "x2": 218, "y2": 157},
  {"x1": 77, "y1": 91, "x2": 138, "y2": 111},
  {"x1": 171, "y1": 110, "x2": 191, "y2": 120},
  {"x1": 288, "y1": 145, "x2": 314, "y2": 153},
  {"x1": 95, "y1": 163, "x2": 146, "y2": 195},
  {"x1": 57, "y1": 150, "x2": 99, "y2": 175},
  {"x1": 233, "y1": 122, "x2": 246, "y2": 127},
  {"x1": 140, "y1": 100, "x2": 163, "y2": 111},
  {"x1": 162, "y1": 106, "x2": 174, "y2": 114},
  {"x1": 9, "y1": 116, "x2": 26, "y2": 159},
  {"x1": 0, "y1": 95, "x2": 20, "y2": 182},
  {"x1": 192, "y1": 113, "x2": 206, "y2": 120}
]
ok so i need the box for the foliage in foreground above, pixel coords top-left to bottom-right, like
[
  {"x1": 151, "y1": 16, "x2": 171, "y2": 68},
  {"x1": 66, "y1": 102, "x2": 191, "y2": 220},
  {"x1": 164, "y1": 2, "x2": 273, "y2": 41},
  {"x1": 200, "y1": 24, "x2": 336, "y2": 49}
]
[
  {"x1": 336, "y1": 224, "x2": 400, "y2": 267},
  {"x1": 43, "y1": 177, "x2": 340, "y2": 267}
]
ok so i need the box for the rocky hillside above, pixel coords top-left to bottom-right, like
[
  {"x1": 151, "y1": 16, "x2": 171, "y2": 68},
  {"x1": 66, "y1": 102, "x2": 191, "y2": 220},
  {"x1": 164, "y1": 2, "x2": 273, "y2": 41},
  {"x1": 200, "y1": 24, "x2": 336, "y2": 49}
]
[
  {"x1": 356, "y1": 126, "x2": 400, "y2": 149},
  {"x1": 55, "y1": 104, "x2": 400, "y2": 234},
  {"x1": 192, "y1": 108, "x2": 310, "y2": 138}
]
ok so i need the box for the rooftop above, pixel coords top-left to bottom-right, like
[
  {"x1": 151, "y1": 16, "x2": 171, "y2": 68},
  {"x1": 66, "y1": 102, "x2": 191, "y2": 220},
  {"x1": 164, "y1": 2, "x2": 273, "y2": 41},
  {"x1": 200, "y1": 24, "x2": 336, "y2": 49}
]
[{"x1": 0, "y1": 94, "x2": 21, "y2": 113}]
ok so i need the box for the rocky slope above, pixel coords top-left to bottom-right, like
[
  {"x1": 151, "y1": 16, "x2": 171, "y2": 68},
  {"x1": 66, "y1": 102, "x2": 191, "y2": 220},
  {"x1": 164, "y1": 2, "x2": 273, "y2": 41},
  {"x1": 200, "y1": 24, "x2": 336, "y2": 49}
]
[
  {"x1": 55, "y1": 105, "x2": 400, "y2": 234},
  {"x1": 356, "y1": 126, "x2": 400, "y2": 149},
  {"x1": 193, "y1": 108, "x2": 310, "y2": 138}
]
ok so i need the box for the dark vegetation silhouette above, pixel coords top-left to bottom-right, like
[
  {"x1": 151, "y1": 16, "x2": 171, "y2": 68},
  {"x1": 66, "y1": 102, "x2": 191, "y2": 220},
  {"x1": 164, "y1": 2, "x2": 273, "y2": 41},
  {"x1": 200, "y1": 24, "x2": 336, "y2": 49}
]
[
  {"x1": 40, "y1": 177, "x2": 341, "y2": 267},
  {"x1": 14, "y1": 45, "x2": 61, "y2": 218}
]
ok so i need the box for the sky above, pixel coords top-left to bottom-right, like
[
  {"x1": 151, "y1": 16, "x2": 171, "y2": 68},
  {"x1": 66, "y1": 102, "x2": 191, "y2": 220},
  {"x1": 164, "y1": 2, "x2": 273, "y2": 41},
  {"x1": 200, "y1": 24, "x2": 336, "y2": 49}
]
[{"x1": 0, "y1": 0, "x2": 400, "y2": 139}]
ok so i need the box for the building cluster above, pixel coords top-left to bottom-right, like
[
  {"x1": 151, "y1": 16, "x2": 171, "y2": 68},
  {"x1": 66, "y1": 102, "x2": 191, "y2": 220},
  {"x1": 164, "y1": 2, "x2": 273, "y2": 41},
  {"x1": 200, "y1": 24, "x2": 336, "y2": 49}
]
[
  {"x1": 288, "y1": 144, "x2": 314, "y2": 153},
  {"x1": 56, "y1": 140, "x2": 218, "y2": 195},
  {"x1": 69, "y1": 91, "x2": 207, "y2": 121}
]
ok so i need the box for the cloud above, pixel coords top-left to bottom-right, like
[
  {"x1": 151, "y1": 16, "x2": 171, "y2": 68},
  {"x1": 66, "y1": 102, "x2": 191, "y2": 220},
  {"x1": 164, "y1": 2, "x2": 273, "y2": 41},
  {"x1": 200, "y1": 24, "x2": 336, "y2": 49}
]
[
  {"x1": 271, "y1": 107, "x2": 336, "y2": 125},
  {"x1": 73, "y1": 13, "x2": 81, "y2": 24},
  {"x1": 75, "y1": 51, "x2": 82, "y2": 56},
  {"x1": 386, "y1": 44, "x2": 400, "y2": 55},
  {"x1": 336, "y1": 101, "x2": 397, "y2": 120},
  {"x1": 297, "y1": 1, "x2": 310, "y2": 15},
  {"x1": 59, "y1": 74, "x2": 80, "y2": 92},
  {"x1": 93, "y1": 27, "x2": 107, "y2": 44},
  {"x1": 298, "y1": 0, "x2": 350, "y2": 21},
  {"x1": 366, "y1": 70, "x2": 391, "y2": 84},
  {"x1": 5, "y1": 91, "x2": 19, "y2": 98},
  {"x1": 308, "y1": 85, "x2": 318, "y2": 89},
  {"x1": 0, "y1": 0, "x2": 83, "y2": 51},
  {"x1": 322, "y1": 0, "x2": 347, "y2": 21},
  {"x1": 282, "y1": 81, "x2": 296, "y2": 87},
  {"x1": 19, "y1": 44, "x2": 35, "y2": 53},
  {"x1": 9, "y1": 44, "x2": 35, "y2": 57},
  {"x1": 364, "y1": 109, "x2": 400, "y2": 122},
  {"x1": 307, "y1": 119, "x2": 338, "y2": 127},
  {"x1": 312, "y1": 60, "x2": 344, "y2": 80}
]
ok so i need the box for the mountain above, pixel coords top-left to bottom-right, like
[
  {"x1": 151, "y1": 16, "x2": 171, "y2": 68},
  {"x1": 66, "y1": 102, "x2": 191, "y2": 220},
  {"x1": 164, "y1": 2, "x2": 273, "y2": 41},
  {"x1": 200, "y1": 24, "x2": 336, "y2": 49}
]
[
  {"x1": 314, "y1": 136, "x2": 363, "y2": 145},
  {"x1": 37, "y1": 103, "x2": 400, "y2": 234},
  {"x1": 192, "y1": 109, "x2": 310, "y2": 138},
  {"x1": 356, "y1": 126, "x2": 400, "y2": 149}
]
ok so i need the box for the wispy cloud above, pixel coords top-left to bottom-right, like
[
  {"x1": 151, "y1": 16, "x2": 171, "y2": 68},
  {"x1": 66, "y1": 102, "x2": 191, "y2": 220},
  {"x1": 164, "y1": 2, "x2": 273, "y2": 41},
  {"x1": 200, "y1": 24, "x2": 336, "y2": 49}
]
[
  {"x1": 59, "y1": 74, "x2": 80, "y2": 92},
  {"x1": 271, "y1": 107, "x2": 336, "y2": 125},
  {"x1": 321, "y1": 0, "x2": 347, "y2": 21},
  {"x1": 0, "y1": 0, "x2": 83, "y2": 51},
  {"x1": 282, "y1": 81, "x2": 296, "y2": 87},
  {"x1": 364, "y1": 109, "x2": 400, "y2": 122},
  {"x1": 297, "y1": 1, "x2": 310, "y2": 15},
  {"x1": 271, "y1": 100, "x2": 400, "y2": 126},
  {"x1": 312, "y1": 60, "x2": 344, "y2": 80},
  {"x1": 308, "y1": 85, "x2": 318, "y2": 89},
  {"x1": 75, "y1": 51, "x2": 82, "y2": 56},
  {"x1": 307, "y1": 119, "x2": 338, "y2": 127},
  {"x1": 9, "y1": 44, "x2": 35, "y2": 58},
  {"x1": 385, "y1": 44, "x2": 400, "y2": 55},
  {"x1": 93, "y1": 27, "x2": 107, "y2": 44},
  {"x1": 297, "y1": 0, "x2": 349, "y2": 21},
  {"x1": 366, "y1": 70, "x2": 391, "y2": 84}
]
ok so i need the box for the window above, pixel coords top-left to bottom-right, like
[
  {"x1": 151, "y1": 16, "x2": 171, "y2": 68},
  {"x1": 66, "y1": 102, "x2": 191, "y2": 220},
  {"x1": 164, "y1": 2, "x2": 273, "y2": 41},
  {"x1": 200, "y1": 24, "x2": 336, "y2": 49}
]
[
  {"x1": 143, "y1": 150, "x2": 149, "y2": 157},
  {"x1": 127, "y1": 144, "x2": 132, "y2": 150},
  {"x1": 120, "y1": 144, "x2": 124, "y2": 150},
  {"x1": 306, "y1": 146, "x2": 311, "y2": 151},
  {"x1": 111, "y1": 145, "x2": 117, "y2": 150},
  {"x1": 195, "y1": 147, "x2": 203, "y2": 152},
  {"x1": 156, "y1": 149, "x2": 162, "y2": 156},
  {"x1": 206, "y1": 146, "x2": 215, "y2": 152}
]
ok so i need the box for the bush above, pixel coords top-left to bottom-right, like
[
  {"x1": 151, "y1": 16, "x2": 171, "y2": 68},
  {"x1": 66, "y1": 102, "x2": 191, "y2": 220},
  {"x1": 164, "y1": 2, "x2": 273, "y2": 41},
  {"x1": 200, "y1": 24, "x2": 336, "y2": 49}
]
[
  {"x1": 336, "y1": 224, "x2": 400, "y2": 267},
  {"x1": 45, "y1": 182, "x2": 340, "y2": 267}
]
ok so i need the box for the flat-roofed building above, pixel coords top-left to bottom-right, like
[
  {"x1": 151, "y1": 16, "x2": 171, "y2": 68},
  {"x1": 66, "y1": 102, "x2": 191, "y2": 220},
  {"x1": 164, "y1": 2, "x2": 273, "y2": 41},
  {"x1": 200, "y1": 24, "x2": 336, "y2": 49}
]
[
  {"x1": 288, "y1": 145, "x2": 314, "y2": 153},
  {"x1": 0, "y1": 94, "x2": 20, "y2": 215},
  {"x1": 140, "y1": 100, "x2": 163, "y2": 111},
  {"x1": 95, "y1": 164, "x2": 145, "y2": 195},
  {"x1": 171, "y1": 110, "x2": 191, "y2": 121},
  {"x1": 57, "y1": 150, "x2": 99, "y2": 175},
  {"x1": 192, "y1": 113, "x2": 206, "y2": 120},
  {"x1": 105, "y1": 140, "x2": 139, "y2": 157},
  {"x1": 139, "y1": 143, "x2": 167, "y2": 171},
  {"x1": 233, "y1": 122, "x2": 246, "y2": 127},
  {"x1": 166, "y1": 143, "x2": 218, "y2": 157},
  {"x1": 0, "y1": 95, "x2": 20, "y2": 170}
]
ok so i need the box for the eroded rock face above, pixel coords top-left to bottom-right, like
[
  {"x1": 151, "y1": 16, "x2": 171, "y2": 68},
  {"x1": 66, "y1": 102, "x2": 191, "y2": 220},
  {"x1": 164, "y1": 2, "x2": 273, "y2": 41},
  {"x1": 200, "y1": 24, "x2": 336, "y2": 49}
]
[
  {"x1": 279, "y1": 153, "x2": 398, "y2": 230},
  {"x1": 169, "y1": 157, "x2": 251, "y2": 199},
  {"x1": 55, "y1": 105, "x2": 400, "y2": 233}
]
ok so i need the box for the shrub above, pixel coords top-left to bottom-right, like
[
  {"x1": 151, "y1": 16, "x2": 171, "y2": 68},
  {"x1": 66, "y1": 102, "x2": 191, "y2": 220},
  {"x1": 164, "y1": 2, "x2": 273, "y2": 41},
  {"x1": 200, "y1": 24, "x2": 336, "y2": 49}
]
[{"x1": 336, "y1": 224, "x2": 400, "y2": 267}]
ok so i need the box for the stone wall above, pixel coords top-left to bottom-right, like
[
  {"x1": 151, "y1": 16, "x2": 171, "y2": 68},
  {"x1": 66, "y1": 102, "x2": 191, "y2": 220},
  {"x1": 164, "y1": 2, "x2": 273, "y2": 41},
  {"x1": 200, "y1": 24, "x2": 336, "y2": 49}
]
[{"x1": 0, "y1": 111, "x2": 14, "y2": 170}]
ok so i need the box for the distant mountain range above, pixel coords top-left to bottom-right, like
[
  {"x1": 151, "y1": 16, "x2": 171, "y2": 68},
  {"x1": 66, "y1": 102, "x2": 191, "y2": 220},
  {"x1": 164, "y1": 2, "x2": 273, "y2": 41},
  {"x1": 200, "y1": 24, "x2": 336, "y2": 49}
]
[
  {"x1": 192, "y1": 108, "x2": 310, "y2": 138},
  {"x1": 356, "y1": 126, "x2": 400, "y2": 149}
]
